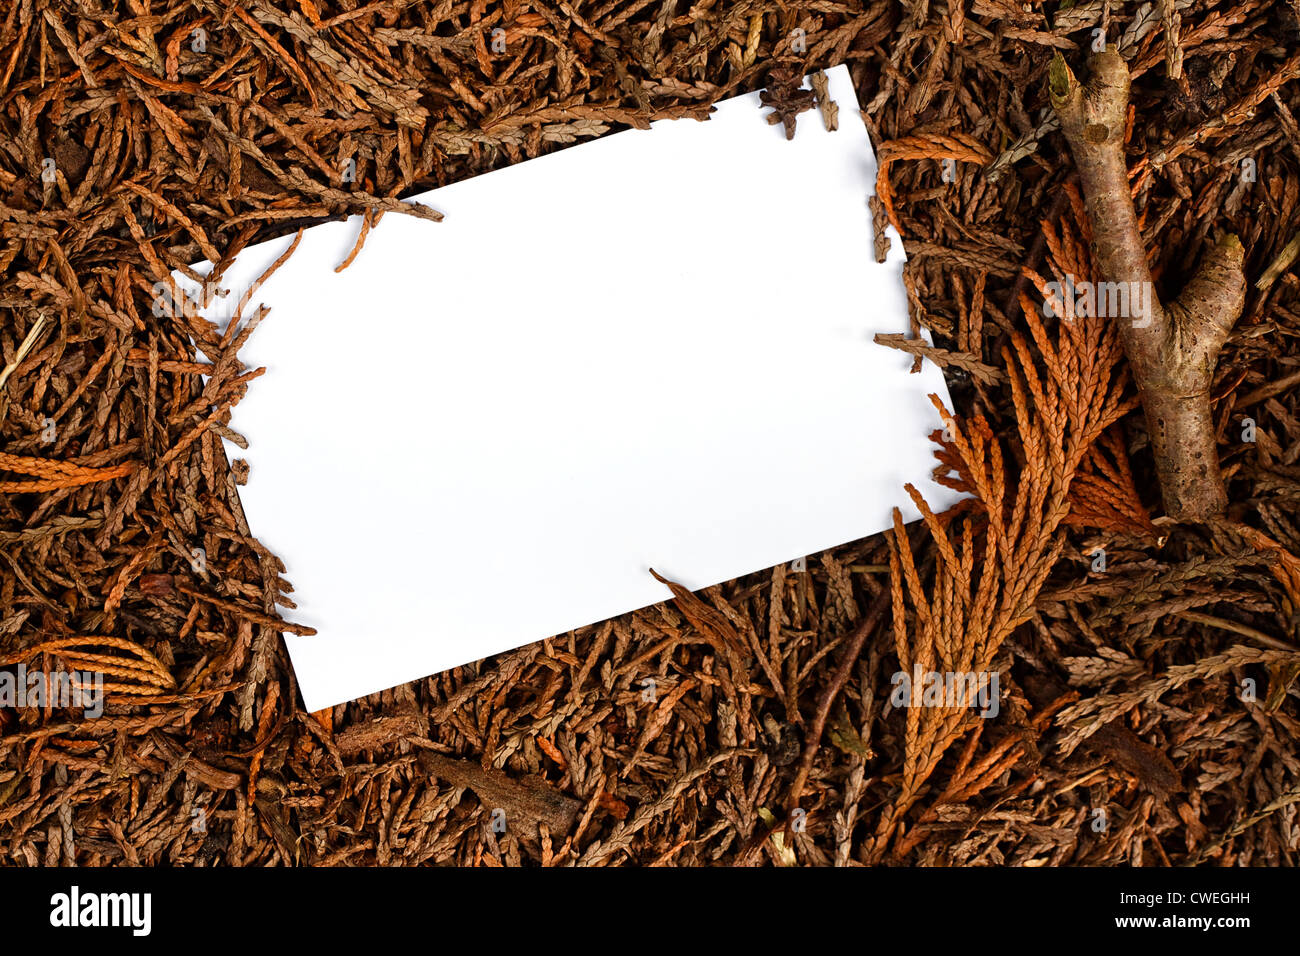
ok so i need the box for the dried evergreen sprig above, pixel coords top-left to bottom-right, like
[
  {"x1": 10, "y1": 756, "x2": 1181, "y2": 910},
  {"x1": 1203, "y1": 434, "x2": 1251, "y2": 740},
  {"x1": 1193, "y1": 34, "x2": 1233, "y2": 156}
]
[
  {"x1": 874, "y1": 213, "x2": 1136, "y2": 857},
  {"x1": 1055, "y1": 644, "x2": 1300, "y2": 755},
  {"x1": 0, "y1": 635, "x2": 176, "y2": 696},
  {"x1": 1065, "y1": 427, "x2": 1157, "y2": 539},
  {"x1": 1086, "y1": 552, "x2": 1275, "y2": 628}
]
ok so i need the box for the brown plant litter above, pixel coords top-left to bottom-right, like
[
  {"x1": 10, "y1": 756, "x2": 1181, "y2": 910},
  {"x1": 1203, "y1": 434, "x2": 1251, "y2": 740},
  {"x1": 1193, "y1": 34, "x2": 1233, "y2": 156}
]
[{"x1": 2, "y1": 0, "x2": 1300, "y2": 867}]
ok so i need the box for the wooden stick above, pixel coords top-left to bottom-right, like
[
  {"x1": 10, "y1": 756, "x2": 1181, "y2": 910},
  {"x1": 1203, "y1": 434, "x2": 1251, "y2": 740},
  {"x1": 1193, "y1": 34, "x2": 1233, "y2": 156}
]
[{"x1": 418, "y1": 751, "x2": 583, "y2": 840}]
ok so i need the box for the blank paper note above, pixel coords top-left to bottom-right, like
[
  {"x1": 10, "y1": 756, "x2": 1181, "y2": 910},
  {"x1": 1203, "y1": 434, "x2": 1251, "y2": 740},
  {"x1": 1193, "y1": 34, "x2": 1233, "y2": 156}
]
[{"x1": 176, "y1": 65, "x2": 963, "y2": 712}]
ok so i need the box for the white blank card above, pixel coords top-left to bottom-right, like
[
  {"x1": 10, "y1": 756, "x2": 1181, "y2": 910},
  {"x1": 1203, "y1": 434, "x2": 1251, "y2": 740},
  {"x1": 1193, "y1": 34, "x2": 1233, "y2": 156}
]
[{"x1": 180, "y1": 65, "x2": 962, "y2": 711}]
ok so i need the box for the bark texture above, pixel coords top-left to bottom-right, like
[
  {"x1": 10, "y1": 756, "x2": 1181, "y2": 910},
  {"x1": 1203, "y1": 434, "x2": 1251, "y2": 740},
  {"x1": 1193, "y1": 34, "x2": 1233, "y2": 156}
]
[{"x1": 1048, "y1": 50, "x2": 1247, "y2": 522}]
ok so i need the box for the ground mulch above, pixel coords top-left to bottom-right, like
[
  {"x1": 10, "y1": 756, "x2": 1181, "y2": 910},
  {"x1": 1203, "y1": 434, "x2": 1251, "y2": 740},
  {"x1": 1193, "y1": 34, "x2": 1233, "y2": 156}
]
[{"x1": 2, "y1": 0, "x2": 1299, "y2": 866}]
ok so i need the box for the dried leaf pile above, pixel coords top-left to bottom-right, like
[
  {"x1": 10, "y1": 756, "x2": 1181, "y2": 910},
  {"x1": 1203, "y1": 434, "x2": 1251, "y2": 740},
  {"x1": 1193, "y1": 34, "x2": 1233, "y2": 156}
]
[{"x1": 2, "y1": 0, "x2": 1300, "y2": 865}]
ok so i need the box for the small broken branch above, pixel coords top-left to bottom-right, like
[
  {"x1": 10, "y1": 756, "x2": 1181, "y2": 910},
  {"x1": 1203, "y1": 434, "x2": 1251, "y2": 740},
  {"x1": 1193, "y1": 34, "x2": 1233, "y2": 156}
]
[
  {"x1": 1048, "y1": 50, "x2": 1246, "y2": 522},
  {"x1": 785, "y1": 587, "x2": 891, "y2": 815},
  {"x1": 417, "y1": 750, "x2": 582, "y2": 839}
]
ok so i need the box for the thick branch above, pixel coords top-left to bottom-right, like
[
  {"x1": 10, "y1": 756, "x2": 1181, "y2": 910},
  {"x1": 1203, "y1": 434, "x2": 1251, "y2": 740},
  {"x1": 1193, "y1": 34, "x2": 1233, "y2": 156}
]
[
  {"x1": 1049, "y1": 50, "x2": 1247, "y2": 522},
  {"x1": 1168, "y1": 234, "x2": 1245, "y2": 370}
]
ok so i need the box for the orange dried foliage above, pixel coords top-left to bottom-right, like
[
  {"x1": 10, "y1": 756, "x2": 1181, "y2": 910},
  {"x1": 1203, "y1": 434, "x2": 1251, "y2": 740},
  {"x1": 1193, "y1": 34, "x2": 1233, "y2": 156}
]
[{"x1": 873, "y1": 204, "x2": 1138, "y2": 858}]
